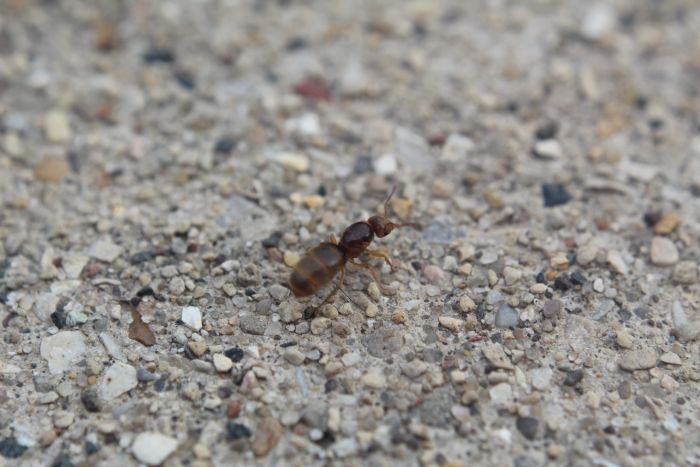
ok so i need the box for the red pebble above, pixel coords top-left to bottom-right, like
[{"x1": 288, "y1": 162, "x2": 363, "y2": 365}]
[
  {"x1": 227, "y1": 400, "x2": 241, "y2": 419},
  {"x1": 294, "y1": 77, "x2": 332, "y2": 102}
]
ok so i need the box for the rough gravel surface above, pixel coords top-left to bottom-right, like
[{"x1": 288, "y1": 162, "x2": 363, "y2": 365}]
[{"x1": 1, "y1": 1, "x2": 700, "y2": 466}]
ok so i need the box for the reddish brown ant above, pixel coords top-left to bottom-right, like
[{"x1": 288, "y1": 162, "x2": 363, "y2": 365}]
[{"x1": 288, "y1": 185, "x2": 417, "y2": 306}]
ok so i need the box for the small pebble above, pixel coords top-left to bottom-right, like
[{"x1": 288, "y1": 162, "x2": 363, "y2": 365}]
[
  {"x1": 227, "y1": 422, "x2": 252, "y2": 440},
  {"x1": 503, "y1": 267, "x2": 522, "y2": 285},
  {"x1": 45, "y1": 109, "x2": 72, "y2": 142},
  {"x1": 213, "y1": 354, "x2": 234, "y2": 373},
  {"x1": 304, "y1": 195, "x2": 325, "y2": 209},
  {"x1": 577, "y1": 244, "x2": 598, "y2": 266},
  {"x1": 132, "y1": 432, "x2": 178, "y2": 466},
  {"x1": 361, "y1": 367, "x2": 387, "y2": 389},
  {"x1": 593, "y1": 278, "x2": 605, "y2": 293},
  {"x1": 529, "y1": 368, "x2": 553, "y2": 391},
  {"x1": 616, "y1": 330, "x2": 633, "y2": 349},
  {"x1": 240, "y1": 315, "x2": 267, "y2": 335},
  {"x1": 181, "y1": 306, "x2": 202, "y2": 331},
  {"x1": 542, "y1": 300, "x2": 561, "y2": 319},
  {"x1": 187, "y1": 341, "x2": 207, "y2": 358},
  {"x1": 495, "y1": 304, "x2": 519, "y2": 328},
  {"x1": 252, "y1": 417, "x2": 283, "y2": 457},
  {"x1": 284, "y1": 251, "x2": 300, "y2": 268},
  {"x1": 672, "y1": 261, "x2": 698, "y2": 284},
  {"x1": 391, "y1": 309, "x2": 407, "y2": 324},
  {"x1": 273, "y1": 152, "x2": 310, "y2": 172},
  {"x1": 459, "y1": 296, "x2": 476, "y2": 312},
  {"x1": 541, "y1": 183, "x2": 571, "y2": 207},
  {"x1": 283, "y1": 348, "x2": 306, "y2": 366},
  {"x1": 40, "y1": 331, "x2": 87, "y2": 375},
  {"x1": 35, "y1": 156, "x2": 70, "y2": 183},
  {"x1": 533, "y1": 140, "x2": 563, "y2": 159},
  {"x1": 98, "y1": 362, "x2": 138, "y2": 401},
  {"x1": 438, "y1": 316, "x2": 463, "y2": 332},
  {"x1": 530, "y1": 283, "x2": 547, "y2": 294},
  {"x1": 550, "y1": 252, "x2": 569, "y2": 270},
  {"x1": 619, "y1": 349, "x2": 657, "y2": 371},
  {"x1": 563, "y1": 369, "x2": 584, "y2": 386},
  {"x1": 365, "y1": 303, "x2": 379, "y2": 318},
  {"x1": 374, "y1": 154, "x2": 398, "y2": 175},
  {"x1": 659, "y1": 352, "x2": 682, "y2": 366},
  {"x1": 482, "y1": 343, "x2": 514, "y2": 370},
  {"x1": 606, "y1": 250, "x2": 628, "y2": 275},
  {"x1": 653, "y1": 212, "x2": 680, "y2": 235},
  {"x1": 0, "y1": 437, "x2": 28, "y2": 459},
  {"x1": 88, "y1": 237, "x2": 123, "y2": 263},
  {"x1": 516, "y1": 417, "x2": 539, "y2": 440},
  {"x1": 650, "y1": 236, "x2": 679, "y2": 266},
  {"x1": 422, "y1": 264, "x2": 446, "y2": 283}
]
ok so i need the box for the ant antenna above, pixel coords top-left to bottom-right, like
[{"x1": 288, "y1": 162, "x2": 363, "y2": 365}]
[
  {"x1": 383, "y1": 184, "x2": 398, "y2": 217},
  {"x1": 383, "y1": 184, "x2": 421, "y2": 230}
]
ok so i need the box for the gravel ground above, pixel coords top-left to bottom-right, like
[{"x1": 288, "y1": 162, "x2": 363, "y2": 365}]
[{"x1": 1, "y1": 0, "x2": 700, "y2": 466}]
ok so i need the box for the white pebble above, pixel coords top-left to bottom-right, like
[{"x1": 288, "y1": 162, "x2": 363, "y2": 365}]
[
  {"x1": 98, "y1": 362, "x2": 138, "y2": 401},
  {"x1": 181, "y1": 306, "x2": 202, "y2": 331},
  {"x1": 132, "y1": 432, "x2": 178, "y2": 466},
  {"x1": 213, "y1": 354, "x2": 233, "y2": 373},
  {"x1": 374, "y1": 153, "x2": 397, "y2": 175},
  {"x1": 40, "y1": 331, "x2": 87, "y2": 375}
]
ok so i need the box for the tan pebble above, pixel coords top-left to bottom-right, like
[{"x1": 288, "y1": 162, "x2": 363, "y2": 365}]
[
  {"x1": 367, "y1": 282, "x2": 381, "y2": 301},
  {"x1": 391, "y1": 198, "x2": 413, "y2": 220},
  {"x1": 193, "y1": 443, "x2": 211, "y2": 459},
  {"x1": 465, "y1": 314, "x2": 477, "y2": 331},
  {"x1": 548, "y1": 444, "x2": 563, "y2": 459},
  {"x1": 187, "y1": 341, "x2": 207, "y2": 358},
  {"x1": 659, "y1": 352, "x2": 682, "y2": 365},
  {"x1": 391, "y1": 309, "x2": 407, "y2": 324},
  {"x1": 432, "y1": 179, "x2": 454, "y2": 198},
  {"x1": 457, "y1": 263, "x2": 472, "y2": 276},
  {"x1": 304, "y1": 194, "x2": 325, "y2": 209},
  {"x1": 450, "y1": 370, "x2": 466, "y2": 383},
  {"x1": 87, "y1": 375, "x2": 97, "y2": 385},
  {"x1": 273, "y1": 152, "x2": 309, "y2": 172},
  {"x1": 660, "y1": 374, "x2": 679, "y2": 390},
  {"x1": 361, "y1": 367, "x2": 387, "y2": 389},
  {"x1": 289, "y1": 192, "x2": 304, "y2": 204},
  {"x1": 483, "y1": 190, "x2": 504, "y2": 209},
  {"x1": 607, "y1": 249, "x2": 628, "y2": 275},
  {"x1": 213, "y1": 353, "x2": 234, "y2": 373},
  {"x1": 35, "y1": 156, "x2": 70, "y2": 182},
  {"x1": 550, "y1": 252, "x2": 568, "y2": 270},
  {"x1": 616, "y1": 330, "x2": 633, "y2": 349},
  {"x1": 365, "y1": 303, "x2": 379, "y2": 318},
  {"x1": 438, "y1": 316, "x2": 463, "y2": 331},
  {"x1": 45, "y1": 109, "x2": 72, "y2": 142},
  {"x1": 530, "y1": 283, "x2": 547, "y2": 294},
  {"x1": 321, "y1": 305, "x2": 339, "y2": 319},
  {"x1": 284, "y1": 251, "x2": 300, "y2": 267},
  {"x1": 459, "y1": 296, "x2": 476, "y2": 313},
  {"x1": 487, "y1": 270, "x2": 498, "y2": 287},
  {"x1": 654, "y1": 212, "x2": 680, "y2": 235},
  {"x1": 458, "y1": 244, "x2": 476, "y2": 262}
]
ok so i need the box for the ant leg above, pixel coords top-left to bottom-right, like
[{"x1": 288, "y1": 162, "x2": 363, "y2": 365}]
[
  {"x1": 317, "y1": 266, "x2": 345, "y2": 309},
  {"x1": 349, "y1": 259, "x2": 390, "y2": 295},
  {"x1": 366, "y1": 248, "x2": 395, "y2": 272}
]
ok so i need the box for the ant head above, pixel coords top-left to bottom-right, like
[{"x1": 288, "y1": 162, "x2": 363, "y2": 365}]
[
  {"x1": 368, "y1": 216, "x2": 395, "y2": 238},
  {"x1": 368, "y1": 184, "x2": 420, "y2": 237}
]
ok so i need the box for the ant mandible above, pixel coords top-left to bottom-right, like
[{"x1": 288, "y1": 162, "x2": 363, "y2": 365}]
[{"x1": 288, "y1": 185, "x2": 417, "y2": 306}]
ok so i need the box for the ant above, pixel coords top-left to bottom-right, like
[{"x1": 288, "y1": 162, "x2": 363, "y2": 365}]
[{"x1": 288, "y1": 185, "x2": 417, "y2": 307}]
